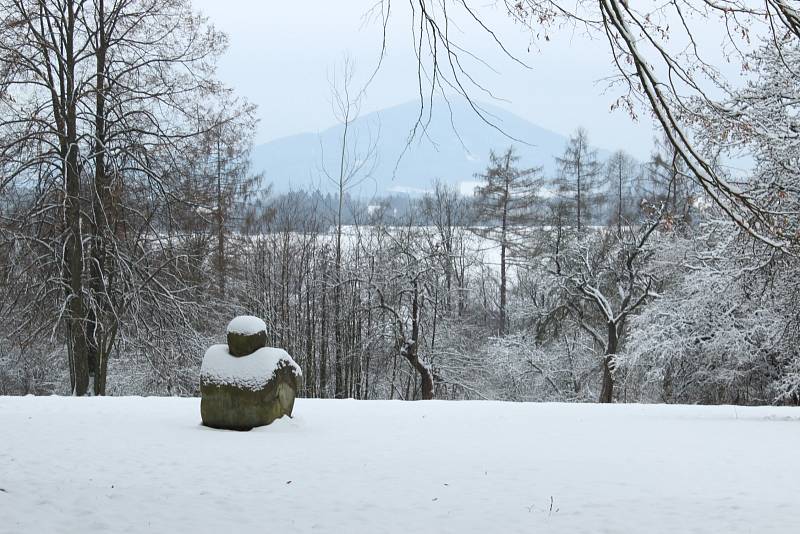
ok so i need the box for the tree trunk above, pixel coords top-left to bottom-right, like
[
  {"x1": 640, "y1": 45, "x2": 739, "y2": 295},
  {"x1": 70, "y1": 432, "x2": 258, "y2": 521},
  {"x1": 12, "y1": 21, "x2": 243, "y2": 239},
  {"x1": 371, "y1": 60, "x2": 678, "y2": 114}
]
[
  {"x1": 319, "y1": 263, "x2": 328, "y2": 398},
  {"x1": 216, "y1": 135, "x2": 226, "y2": 296},
  {"x1": 63, "y1": 2, "x2": 89, "y2": 396},
  {"x1": 89, "y1": 0, "x2": 112, "y2": 396},
  {"x1": 415, "y1": 356, "x2": 434, "y2": 400},
  {"x1": 403, "y1": 281, "x2": 434, "y2": 400},
  {"x1": 333, "y1": 178, "x2": 345, "y2": 399},
  {"x1": 599, "y1": 355, "x2": 614, "y2": 403},
  {"x1": 499, "y1": 165, "x2": 510, "y2": 336},
  {"x1": 577, "y1": 166, "x2": 582, "y2": 232},
  {"x1": 499, "y1": 240, "x2": 507, "y2": 336},
  {"x1": 599, "y1": 322, "x2": 618, "y2": 403},
  {"x1": 402, "y1": 342, "x2": 434, "y2": 400}
]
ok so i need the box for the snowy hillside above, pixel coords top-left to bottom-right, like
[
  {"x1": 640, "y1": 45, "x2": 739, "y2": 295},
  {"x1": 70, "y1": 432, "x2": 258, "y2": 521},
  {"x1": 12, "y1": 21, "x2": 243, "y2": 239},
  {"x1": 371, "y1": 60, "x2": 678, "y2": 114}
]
[
  {"x1": 251, "y1": 98, "x2": 612, "y2": 195},
  {"x1": 2, "y1": 397, "x2": 798, "y2": 533}
]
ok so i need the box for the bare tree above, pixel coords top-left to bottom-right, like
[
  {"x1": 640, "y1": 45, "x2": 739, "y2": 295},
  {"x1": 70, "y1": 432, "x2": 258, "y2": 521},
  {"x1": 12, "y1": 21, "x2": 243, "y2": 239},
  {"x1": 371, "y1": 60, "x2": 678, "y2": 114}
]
[
  {"x1": 554, "y1": 211, "x2": 663, "y2": 402},
  {"x1": 420, "y1": 180, "x2": 474, "y2": 316},
  {"x1": 371, "y1": 217, "x2": 439, "y2": 400},
  {"x1": 320, "y1": 57, "x2": 378, "y2": 398},
  {"x1": 187, "y1": 98, "x2": 261, "y2": 296},
  {"x1": 0, "y1": 0, "x2": 245, "y2": 395}
]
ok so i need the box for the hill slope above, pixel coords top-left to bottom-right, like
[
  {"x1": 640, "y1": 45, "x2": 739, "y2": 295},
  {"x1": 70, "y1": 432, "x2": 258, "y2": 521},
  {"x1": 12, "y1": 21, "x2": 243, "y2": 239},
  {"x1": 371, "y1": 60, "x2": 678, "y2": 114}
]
[{"x1": 252, "y1": 99, "x2": 611, "y2": 196}]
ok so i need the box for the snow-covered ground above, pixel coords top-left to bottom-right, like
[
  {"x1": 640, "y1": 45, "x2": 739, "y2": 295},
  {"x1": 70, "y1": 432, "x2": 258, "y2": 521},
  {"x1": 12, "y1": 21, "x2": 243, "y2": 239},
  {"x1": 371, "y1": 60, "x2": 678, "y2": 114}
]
[{"x1": 1, "y1": 397, "x2": 798, "y2": 533}]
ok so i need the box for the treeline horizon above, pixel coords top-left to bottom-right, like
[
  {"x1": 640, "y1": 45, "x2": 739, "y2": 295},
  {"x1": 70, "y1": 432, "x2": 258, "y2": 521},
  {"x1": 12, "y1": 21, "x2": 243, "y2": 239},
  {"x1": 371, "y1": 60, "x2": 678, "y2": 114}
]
[{"x1": 250, "y1": 130, "x2": 691, "y2": 229}]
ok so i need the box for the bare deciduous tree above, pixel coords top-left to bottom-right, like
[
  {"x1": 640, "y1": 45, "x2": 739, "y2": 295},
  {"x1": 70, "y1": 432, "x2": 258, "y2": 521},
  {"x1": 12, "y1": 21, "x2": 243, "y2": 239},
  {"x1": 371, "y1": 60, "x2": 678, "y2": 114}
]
[{"x1": 0, "y1": 0, "x2": 249, "y2": 395}]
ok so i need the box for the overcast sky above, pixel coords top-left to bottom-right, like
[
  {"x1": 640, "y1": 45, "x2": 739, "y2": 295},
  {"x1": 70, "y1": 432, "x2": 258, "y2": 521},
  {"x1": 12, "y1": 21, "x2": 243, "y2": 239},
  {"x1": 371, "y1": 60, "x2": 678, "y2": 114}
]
[{"x1": 192, "y1": 1, "x2": 664, "y2": 159}]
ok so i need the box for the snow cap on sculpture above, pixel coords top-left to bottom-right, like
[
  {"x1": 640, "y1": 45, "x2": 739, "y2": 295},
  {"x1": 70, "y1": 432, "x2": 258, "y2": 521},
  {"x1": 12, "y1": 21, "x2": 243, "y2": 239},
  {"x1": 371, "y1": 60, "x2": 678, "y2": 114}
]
[
  {"x1": 200, "y1": 315, "x2": 302, "y2": 430},
  {"x1": 226, "y1": 315, "x2": 268, "y2": 357}
]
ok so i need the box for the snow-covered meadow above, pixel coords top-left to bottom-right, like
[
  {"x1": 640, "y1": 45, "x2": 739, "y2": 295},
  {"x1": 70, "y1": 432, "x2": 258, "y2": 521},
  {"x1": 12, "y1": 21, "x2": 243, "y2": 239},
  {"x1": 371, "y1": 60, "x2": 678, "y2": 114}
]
[{"x1": 2, "y1": 397, "x2": 798, "y2": 533}]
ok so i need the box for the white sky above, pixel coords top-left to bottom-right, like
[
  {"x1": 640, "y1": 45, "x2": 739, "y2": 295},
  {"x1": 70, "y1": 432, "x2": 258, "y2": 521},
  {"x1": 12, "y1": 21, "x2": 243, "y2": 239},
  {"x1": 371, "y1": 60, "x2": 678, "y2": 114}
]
[{"x1": 191, "y1": 1, "x2": 667, "y2": 159}]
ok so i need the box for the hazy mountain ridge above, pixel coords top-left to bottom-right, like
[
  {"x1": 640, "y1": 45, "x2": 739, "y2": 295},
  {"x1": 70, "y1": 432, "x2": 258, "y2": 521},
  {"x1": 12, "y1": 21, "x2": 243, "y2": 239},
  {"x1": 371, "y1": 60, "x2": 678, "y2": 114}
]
[{"x1": 252, "y1": 98, "x2": 612, "y2": 196}]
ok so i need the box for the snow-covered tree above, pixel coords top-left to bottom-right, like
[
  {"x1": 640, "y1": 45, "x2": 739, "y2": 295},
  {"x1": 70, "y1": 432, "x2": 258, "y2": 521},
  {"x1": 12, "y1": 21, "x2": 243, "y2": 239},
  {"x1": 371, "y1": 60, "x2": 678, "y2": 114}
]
[
  {"x1": 0, "y1": 0, "x2": 251, "y2": 395},
  {"x1": 697, "y1": 37, "x2": 800, "y2": 251},
  {"x1": 473, "y1": 146, "x2": 542, "y2": 334},
  {"x1": 553, "y1": 212, "x2": 663, "y2": 403},
  {"x1": 621, "y1": 227, "x2": 791, "y2": 404},
  {"x1": 604, "y1": 150, "x2": 642, "y2": 229},
  {"x1": 555, "y1": 128, "x2": 604, "y2": 231}
]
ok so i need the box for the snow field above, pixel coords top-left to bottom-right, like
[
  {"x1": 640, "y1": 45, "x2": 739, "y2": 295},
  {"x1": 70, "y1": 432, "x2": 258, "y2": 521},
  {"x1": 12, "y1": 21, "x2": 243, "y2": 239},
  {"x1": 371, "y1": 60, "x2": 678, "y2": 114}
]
[{"x1": 1, "y1": 397, "x2": 798, "y2": 533}]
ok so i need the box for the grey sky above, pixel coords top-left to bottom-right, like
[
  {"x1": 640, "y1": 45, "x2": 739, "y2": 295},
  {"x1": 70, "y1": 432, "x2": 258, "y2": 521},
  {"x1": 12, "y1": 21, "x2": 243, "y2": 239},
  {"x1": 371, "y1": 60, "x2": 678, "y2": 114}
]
[{"x1": 192, "y1": 1, "x2": 663, "y2": 159}]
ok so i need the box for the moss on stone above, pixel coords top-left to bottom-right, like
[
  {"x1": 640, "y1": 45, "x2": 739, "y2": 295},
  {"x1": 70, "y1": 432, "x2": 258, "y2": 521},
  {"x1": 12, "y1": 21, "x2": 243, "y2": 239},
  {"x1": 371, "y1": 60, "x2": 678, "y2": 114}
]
[
  {"x1": 226, "y1": 330, "x2": 267, "y2": 357},
  {"x1": 200, "y1": 364, "x2": 300, "y2": 431}
]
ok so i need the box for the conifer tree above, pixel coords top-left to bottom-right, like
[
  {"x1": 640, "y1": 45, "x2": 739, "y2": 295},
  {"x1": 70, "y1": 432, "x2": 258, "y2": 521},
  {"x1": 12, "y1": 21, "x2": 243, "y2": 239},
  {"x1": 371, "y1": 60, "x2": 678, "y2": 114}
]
[
  {"x1": 474, "y1": 147, "x2": 541, "y2": 335},
  {"x1": 555, "y1": 128, "x2": 604, "y2": 232}
]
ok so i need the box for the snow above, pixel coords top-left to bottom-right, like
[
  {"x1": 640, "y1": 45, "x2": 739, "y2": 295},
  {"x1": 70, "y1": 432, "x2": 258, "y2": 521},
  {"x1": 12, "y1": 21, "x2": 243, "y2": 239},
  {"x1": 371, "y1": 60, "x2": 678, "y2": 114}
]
[
  {"x1": 226, "y1": 315, "x2": 266, "y2": 335},
  {"x1": 1, "y1": 398, "x2": 798, "y2": 534},
  {"x1": 200, "y1": 345, "x2": 301, "y2": 390},
  {"x1": 458, "y1": 180, "x2": 481, "y2": 195},
  {"x1": 194, "y1": 206, "x2": 215, "y2": 216}
]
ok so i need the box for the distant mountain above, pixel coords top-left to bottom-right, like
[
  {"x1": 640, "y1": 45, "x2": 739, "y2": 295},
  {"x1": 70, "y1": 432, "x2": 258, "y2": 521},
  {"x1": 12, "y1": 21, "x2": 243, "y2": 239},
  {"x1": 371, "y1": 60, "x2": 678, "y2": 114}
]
[{"x1": 251, "y1": 98, "x2": 611, "y2": 196}]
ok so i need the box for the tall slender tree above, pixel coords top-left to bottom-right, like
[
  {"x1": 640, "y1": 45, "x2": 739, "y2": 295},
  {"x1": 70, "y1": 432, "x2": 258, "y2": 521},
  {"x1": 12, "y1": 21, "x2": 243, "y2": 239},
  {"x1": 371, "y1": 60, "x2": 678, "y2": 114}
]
[
  {"x1": 604, "y1": 150, "x2": 640, "y2": 231},
  {"x1": 555, "y1": 128, "x2": 604, "y2": 232},
  {"x1": 320, "y1": 58, "x2": 377, "y2": 398},
  {"x1": 473, "y1": 147, "x2": 541, "y2": 335}
]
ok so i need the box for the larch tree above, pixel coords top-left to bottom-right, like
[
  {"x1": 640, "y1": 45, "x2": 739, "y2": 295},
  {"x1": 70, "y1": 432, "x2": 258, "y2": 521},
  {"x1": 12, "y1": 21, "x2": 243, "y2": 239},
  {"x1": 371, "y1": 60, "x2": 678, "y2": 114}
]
[
  {"x1": 473, "y1": 146, "x2": 541, "y2": 335},
  {"x1": 183, "y1": 98, "x2": 261, "y2": 297},
  {"x1": 641, "y1": 134, "x2": 698, "y2": 232},
  {"x1": 604, "y1": 150, "x2": 641, "y2": 231},
  {"x1": 555, "y1": 128, "x2": 604, "y2": 233}
]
